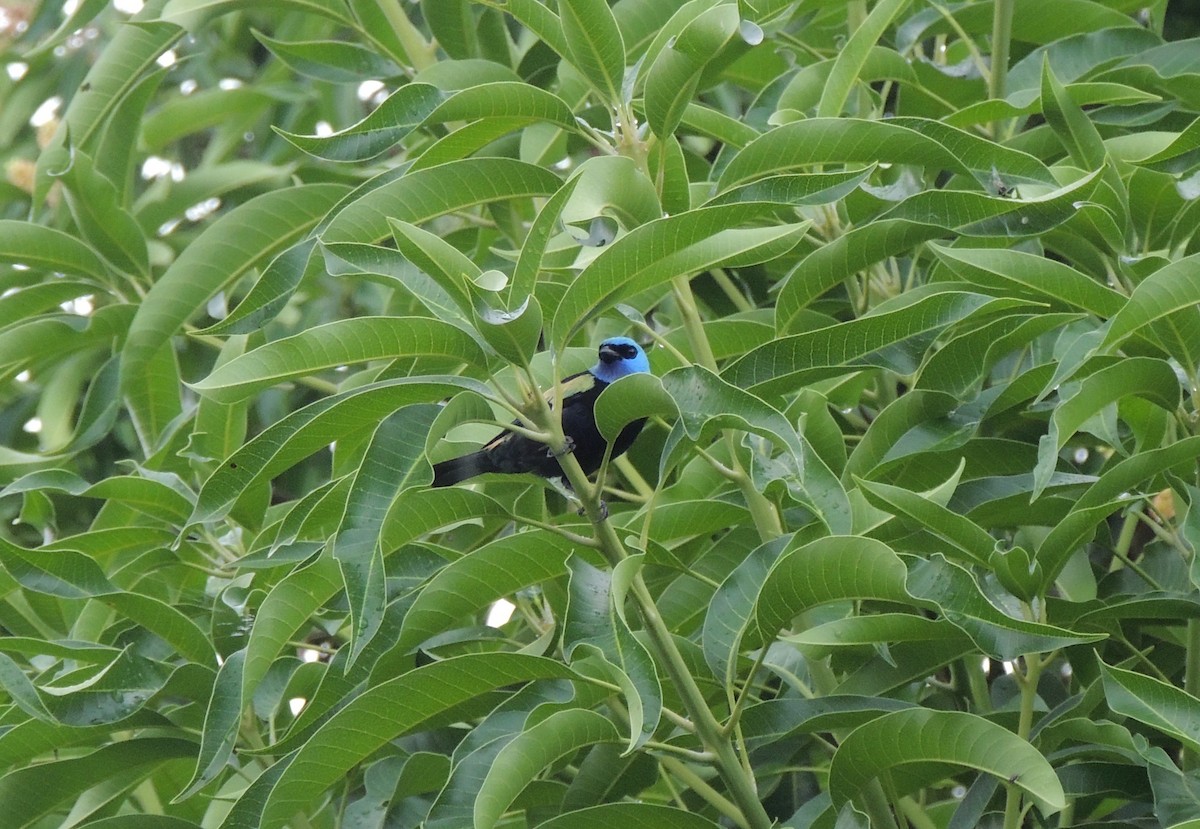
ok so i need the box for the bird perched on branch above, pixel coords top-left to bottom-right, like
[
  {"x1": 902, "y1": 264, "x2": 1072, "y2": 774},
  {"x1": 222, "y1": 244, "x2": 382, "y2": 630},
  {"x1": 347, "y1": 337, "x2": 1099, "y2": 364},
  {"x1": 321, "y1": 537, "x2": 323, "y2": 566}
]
[{"x1": 431, "y1": 337, "x2": 650, "y2": 487}]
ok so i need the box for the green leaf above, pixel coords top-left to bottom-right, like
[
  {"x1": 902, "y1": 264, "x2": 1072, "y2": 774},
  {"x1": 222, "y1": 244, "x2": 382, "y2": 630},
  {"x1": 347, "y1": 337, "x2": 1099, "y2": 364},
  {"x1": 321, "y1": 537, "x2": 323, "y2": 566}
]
[
  {"x1": 139, "y1": 86, "x2": 282, "y2": 152},
  {"x1": 1041, "y1": 55, "x2": 1107, "y2": 170},
  {"x1": 733, "y1": 291, "x2": 1022, "y2": 393},
  {"x1": 242, "y1": 555, "x2": 341, "y2": 701},
  {"x1": 1102, "y1": 661, "x2": 1200, "y2": 754},
  {"x1": 774, "y1": 172, "x2": 1098, "y2": 327},
  {"x1": 550, "y1": 203, "x2": 804, "y2": 347},
  {"x1": 0, "y1": 738, "x2": 196, "y2": 827},
  {"x1": 559, "y1": 0, "x2": 626, "y2": 104},
  {"x1": 829, "y1": 708, "x2": 1066, "y2": 813},
  {"x1": 782, "y1": 615, "x2": 956, "y2": 654},
  {"x1": 36, "y1": 17, "x2": 181, "y2": 184},
  {"x1": 322, "y1": 158, "x2": 563, "y2": 244},
  {"x1": 644, "y1": 3, "x2": 740, "y2": 139},
  {"x1": 564, "y1": 555, "x2": 661, "y2": 750},
  {"x1": 190, "y1": 376, "x2": 491, "y2": 524},
  {"x1": 176, "y1": 649, "x2": 243, "y2": 800},
  {"x1": 275, "y1": 83, "x2": 442, "y2": 162},
  {"x1": 1036, "y1": 436, "x2": 1200, "y2": 588},
  {"x1": 257, "y1": 654, "x2": 580, "y2": 829},
  {"x1": 905, "y1": 555, "x2": 1102, "y2": 659},
  {"x1": 279, "y1": 82, "x2": 574, "y2": 162},
  {"x1": 816, "y1": 0, "x2": 910, "y2": 118},
  {"x1": 704, "y1": 168, "x2": 876, "y2": 208},
  {"x1": 857, "y1": 474, "x2": 993, "y2": 566},
  {"x1": 252, "y1": 29, "x2": 404, "y2": 83},
  {"x1": 537, "y1": 804, "x2": 723, "y2": 829},
  {"x1": 379, "y1": 487, "x2": 510, "y2": 553},
  {"x1": 928, "y1": 243, "x2": 1123, "y2": 317},
  {"x1": 334, "y1": 405, "x2": 439, "y2": 663},
  {"x1": 719, "y1": 117, "x2": 1053, "y2": 192},
  {"x1": 741, "y1": 696, "x2": 914, "y2": 749},
  {"x1": 43, "y1": 145, "x2": 149, "y2": 278},
  {"x1": 1101, "y1": 252, "x2": 1200, "y2": 355},
  {"x1": 0, "y1": 222, "x2": 110, "y2": 282},
  {"x1": 1033, "y1": 357, "x2": 1180, "y2": 500},
  {"x1": 593, "y1": 373, "x2": 677, "y2": 445},
  {"x1": 657, "y1": 366, "x2": 850, "y2": 532},
  {"x1": 191, "y1": 317, "x2": 489, "y2": 403},
  {"x1": 475, "y1": 709, "x2": 621, "y2": 829},
  {"x1": 388, "y1": 530, "x2": 577, "y2": 664},
  {"x1": 562, "y1": 155, "x2": 663, "y2": 230},
  {"x1": 0, "y1": 538, "x2": 215, "y2": 664},
  {"x1": 120, "y1": 184, "x2": 349, "y2": 396},
  {"x1": 0, "y1": 652, "x2": 56, "y2": 723},
  {"x1": 703, "y1": 535, "x2": 909, "y2": 687},
  {"x1": 1, "y1": 469, "x2": 193, "y2": 525}
]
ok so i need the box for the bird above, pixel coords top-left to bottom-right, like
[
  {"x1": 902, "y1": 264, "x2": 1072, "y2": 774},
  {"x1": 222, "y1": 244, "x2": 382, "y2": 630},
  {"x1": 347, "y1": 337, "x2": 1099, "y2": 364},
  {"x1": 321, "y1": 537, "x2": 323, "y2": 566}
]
[{"x1": 431, "y1": 337, "x2": 650, "y2": 487}]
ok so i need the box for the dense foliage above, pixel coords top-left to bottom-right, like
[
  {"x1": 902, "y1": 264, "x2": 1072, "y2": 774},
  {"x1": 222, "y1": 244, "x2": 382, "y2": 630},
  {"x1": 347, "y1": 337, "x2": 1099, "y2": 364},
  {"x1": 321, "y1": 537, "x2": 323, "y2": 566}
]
[{"x1": 3, "y1": 0, "x2": 1200, "y2": 826}]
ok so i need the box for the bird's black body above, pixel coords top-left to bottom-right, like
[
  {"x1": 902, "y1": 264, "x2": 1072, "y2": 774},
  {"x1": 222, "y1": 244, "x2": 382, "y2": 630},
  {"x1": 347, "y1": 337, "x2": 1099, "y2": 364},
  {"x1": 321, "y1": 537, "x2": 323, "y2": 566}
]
[{"x1": 431, "y1": 338, "x2": 650, "y2": 487}]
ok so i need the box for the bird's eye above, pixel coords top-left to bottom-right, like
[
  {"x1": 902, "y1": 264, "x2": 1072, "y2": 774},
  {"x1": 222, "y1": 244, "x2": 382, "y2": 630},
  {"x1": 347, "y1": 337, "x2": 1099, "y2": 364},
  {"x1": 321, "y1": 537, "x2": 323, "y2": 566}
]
[{"x1": 619, "y1": 344, "x2": 636, "y2": 358}]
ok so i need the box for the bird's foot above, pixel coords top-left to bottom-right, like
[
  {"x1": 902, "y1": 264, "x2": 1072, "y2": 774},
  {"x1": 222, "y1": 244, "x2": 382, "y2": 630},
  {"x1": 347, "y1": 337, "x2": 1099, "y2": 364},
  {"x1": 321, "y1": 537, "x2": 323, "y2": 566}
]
[
  {"x1": 545, "y1": 436, "x2": 576, "y2": 458},
  {"x1": 577, "y1": 499, "x2": 609, "y2": 521}
]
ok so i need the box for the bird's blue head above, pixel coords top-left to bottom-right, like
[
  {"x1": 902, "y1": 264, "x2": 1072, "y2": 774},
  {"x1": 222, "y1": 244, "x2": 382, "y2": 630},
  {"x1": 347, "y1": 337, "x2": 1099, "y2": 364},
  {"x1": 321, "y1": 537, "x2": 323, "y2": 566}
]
[{"x1": 591, "y1": 336, "x2": 650, "y2": 383}]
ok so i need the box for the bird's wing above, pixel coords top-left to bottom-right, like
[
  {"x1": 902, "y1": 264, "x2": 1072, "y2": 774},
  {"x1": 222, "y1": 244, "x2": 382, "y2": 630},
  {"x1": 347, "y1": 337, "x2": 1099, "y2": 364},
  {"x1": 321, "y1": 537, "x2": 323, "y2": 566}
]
[
  {"x1": 544, "y1": 370, "x2": 597, "y2": 406},
  {"x1": 480, "y1": 371, "x2": 597, "y2": 452}
]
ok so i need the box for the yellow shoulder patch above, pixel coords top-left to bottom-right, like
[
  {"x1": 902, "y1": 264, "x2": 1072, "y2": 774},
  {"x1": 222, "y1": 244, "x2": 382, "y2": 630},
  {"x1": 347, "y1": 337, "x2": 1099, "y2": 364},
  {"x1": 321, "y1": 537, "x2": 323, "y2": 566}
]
[{"x1": 545, "y1": 371, "x2": 596, "y2": 406}]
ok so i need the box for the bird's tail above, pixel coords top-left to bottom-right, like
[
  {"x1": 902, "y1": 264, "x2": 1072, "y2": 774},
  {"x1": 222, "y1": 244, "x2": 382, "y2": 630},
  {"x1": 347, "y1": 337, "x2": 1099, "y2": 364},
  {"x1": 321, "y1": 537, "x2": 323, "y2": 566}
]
[{"x1": 431, "y1": 451, "x2": 498, "y2": 487}]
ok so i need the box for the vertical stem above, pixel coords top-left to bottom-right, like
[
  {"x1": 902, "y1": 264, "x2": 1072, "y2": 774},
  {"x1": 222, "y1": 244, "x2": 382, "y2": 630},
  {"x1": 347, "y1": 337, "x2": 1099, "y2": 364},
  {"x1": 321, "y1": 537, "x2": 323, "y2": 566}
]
[
  {"x1": 847, "y1": 0, "x2": 868, "y2": 32},
  {"x1": 1186, "y1": 619, "x2": 1200, "y2": 770},
  {"x1": 1111, "y1": 508, "x2": 1140, "y2": 574},
  {"x1": 861, "y1": 781, "x2": 901, "y2": 829},
  {"x1": 711, "y1": 268, "x2": 755, "y2": 313},
  {"x1": 899, "y1": 796, "x2": 939, "y2": 829},
  {"x1": 672, "y1": 275, "x2": 783, "y2": 542},
  {"x1": 964, "y1": 656, "x2": 992, "y2": 713},
  {"x1": 671, "y1": 275, "x2": 718, "y2": 370},
  {"x1": 376, "y1": 0, "x2": 436, "y2": 71},
  {"x1": 658, "y1": 756, "x2": 748, "y2": 828},
  {"x1": 742, "y1": 480, "x2": 784, "y2": 541},
  {"x1": 1003, "y1": 653, "x2": 1043, "y2": 829},
  {"x1": 632, "y1": 577, "x2": 773, "y2": 829},
  {"x1": 531, "y1": 410, "x2": 773, "y2": 829},
  {"x1": 990, "y1": 0, "x2": 1015, "y2": 138},
  {"x1": 810, "y1": 657, "x2": 899, "y2": 828}
]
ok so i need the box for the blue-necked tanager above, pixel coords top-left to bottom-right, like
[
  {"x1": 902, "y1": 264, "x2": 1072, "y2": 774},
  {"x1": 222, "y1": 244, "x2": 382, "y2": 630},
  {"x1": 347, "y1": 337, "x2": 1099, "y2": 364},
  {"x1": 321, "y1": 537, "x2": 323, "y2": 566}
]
[{"x1": 431, "y1": 337, "x2": 650, "y2": 486}]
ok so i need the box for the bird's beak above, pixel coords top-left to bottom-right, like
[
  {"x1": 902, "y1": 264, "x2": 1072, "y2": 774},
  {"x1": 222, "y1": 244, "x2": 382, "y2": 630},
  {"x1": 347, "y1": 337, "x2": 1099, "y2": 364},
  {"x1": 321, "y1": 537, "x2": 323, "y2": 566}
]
[{"x1": 599, "y1": 344, "x2": 620, "y2": 364}]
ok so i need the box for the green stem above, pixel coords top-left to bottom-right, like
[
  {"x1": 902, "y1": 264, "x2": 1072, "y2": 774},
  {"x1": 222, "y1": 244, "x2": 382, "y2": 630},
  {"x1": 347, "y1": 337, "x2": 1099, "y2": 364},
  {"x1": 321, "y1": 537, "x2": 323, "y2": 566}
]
[
  {"x1": 632, "y1": 575, "x2": 771, "y2": 829},
  {"x1": 375, "y1": 0, "x2": 436, "y2": 71},
  {"x1": 726, "y1": 642, "x2": 771, "y2": 733},
  {"x1": 520, "y1": 369, "x2": 772, "y2": 827},
  {"x1": 846, "y1": 0, "x2": 868, "y2": 32},
  {"x1": 711, "y1": 268, "x2": 755, "y2": 313},
  {"x1": 552, "y1": 446, "x2": 773, "y2": 829},
  {"x1": 671, "y1": 275, "x2": 718, "y2": 370},
  {"x1": 898, "y1": 796, "x2": 939, "y2": 829},
  {"x1": 659, "y1": 756, "x2": 748, "y2": 829},
  {"x1": 740, "y1": 464, "x2": 785, "y2": 540},
  {"x1": 1186, "y1": 619, "x2": 1200, "y2": 770},
  {"x1": 1111, "y1": 506, "x2": 1163, "y2": 589},
  {"x1": 614, "y1": 455, "x2": 655, "y2": 499},
  {"x1": 671, "y1": 274, "x2": 783, "y2": 541},
  {"x1": 1003, "y1": 653, "x2": 1043, "y2": 829},
  {"x1": 861, "y1": 779, "x2": 901, "y2": 829},
  {"x1": 990, "y1": 0, "x2": 1015, "y2": 138},
  {"x1": 964, "y1": 656, "x2": 992, "y2": 713}
]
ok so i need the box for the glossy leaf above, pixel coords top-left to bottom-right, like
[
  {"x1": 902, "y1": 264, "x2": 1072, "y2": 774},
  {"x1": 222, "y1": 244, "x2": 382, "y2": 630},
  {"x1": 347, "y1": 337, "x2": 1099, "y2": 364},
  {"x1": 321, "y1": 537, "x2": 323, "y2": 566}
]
[{"x1": 829, "y1": 709, "x2": 1066, "y2": 813}]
